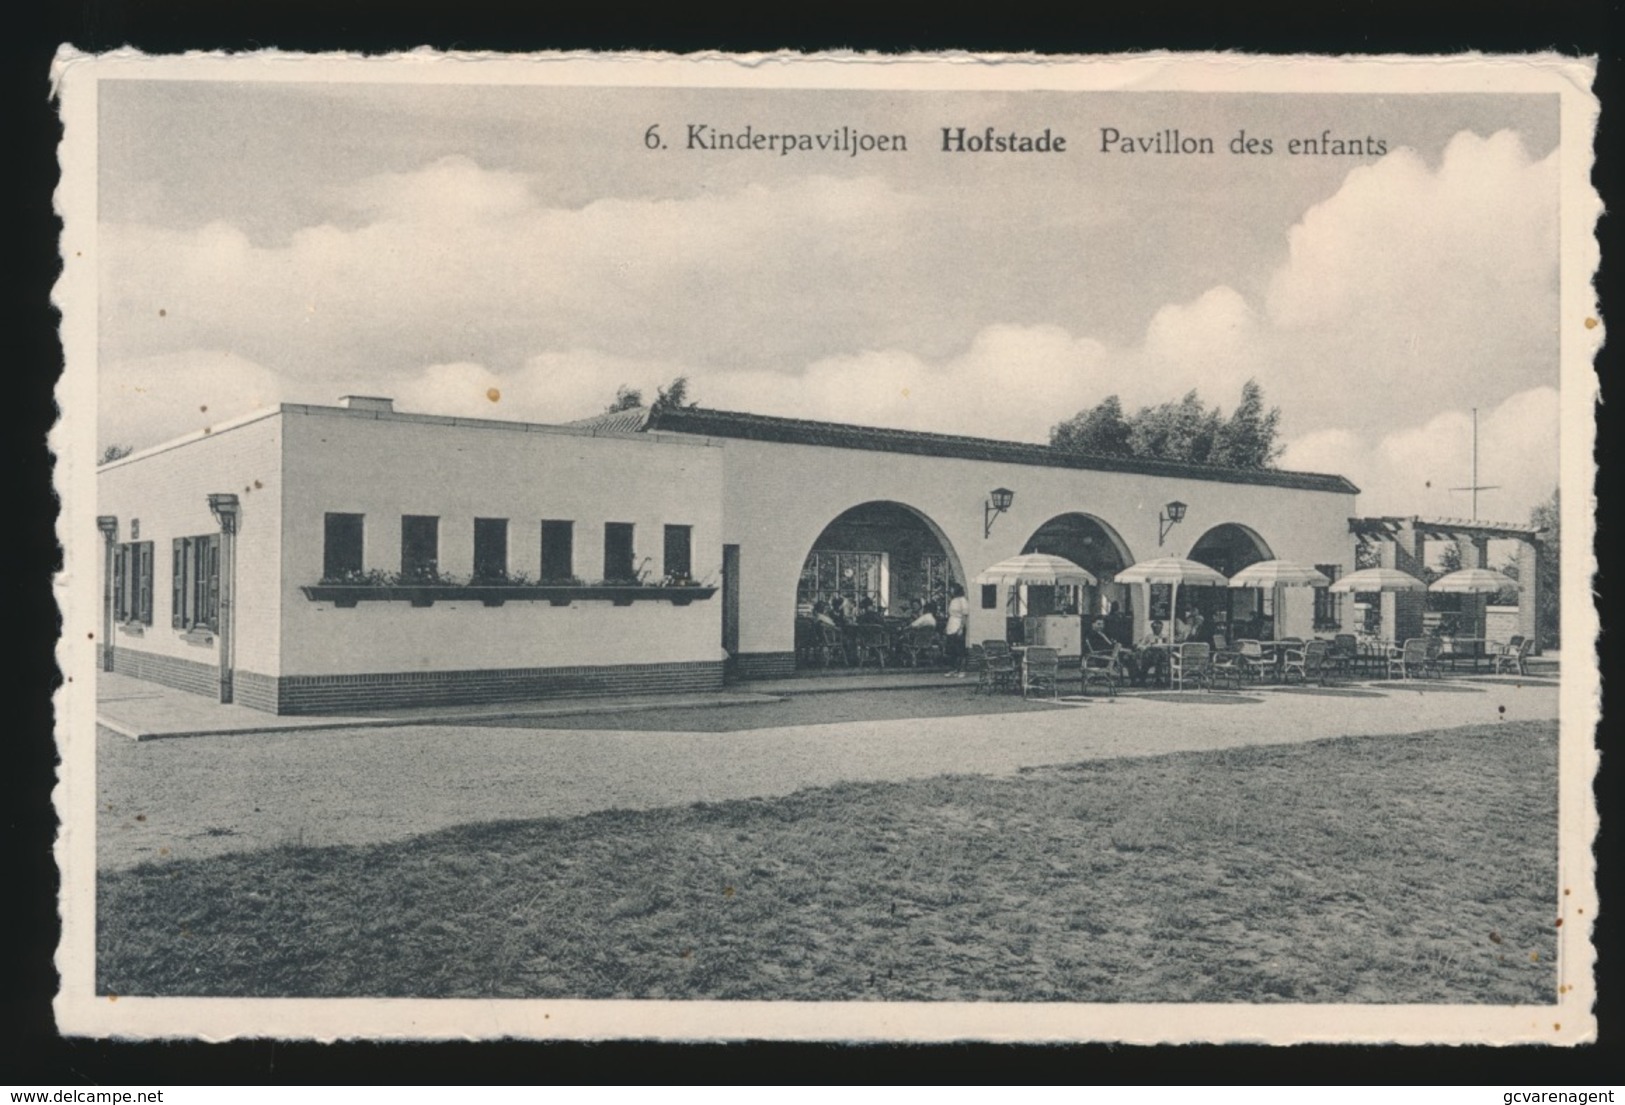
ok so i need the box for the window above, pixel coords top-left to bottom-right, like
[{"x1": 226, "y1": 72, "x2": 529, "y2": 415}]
[
  {"x1": 603, "y1": 522, "x2": 636, "y2": 582},
  {"x1": 796, "y1": 550, "x2": 887, "y2": 609},
  {"x1": 663, "y1": 524, "x2": 693, "y2": 581},
  {"x1": 921, "y1": 554, "x2": 955, "y2": 608},
  {"x1": 171, "y1": 535, "x2": 219, "y2": 632},
  {"x1": 400, "y1": 515, "x2": 439, "y2": 581},
  {"x1": 323, "y1": 513, "x2": 364, "y2": 581},
  {"x1": 540, "y1": 520, "x2": 574, "y2": 582},
  {"x1": 473, "y1": 518, "x2": 508, "y2": 581},
  {"x1": 981, "y1": 584, "x2": 999, "y2": 610},
  {"x1": 113, "y1": 541, "x2": 154, "y2": 625},
  {"x1": 1313, "y1": 564, "x2": 1343, "y2": 629}
]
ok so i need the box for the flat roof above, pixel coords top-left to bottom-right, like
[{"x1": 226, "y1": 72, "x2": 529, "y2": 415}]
[
  {"x1": 101, "y1": 400, "x2": 1359, "y2": 496},
  {"x1": 97, "y1": 401, "x2": 721, "y2": 471},
  {"x1": 642, "y1": 406, "x2": 1362, "y2": 495}
]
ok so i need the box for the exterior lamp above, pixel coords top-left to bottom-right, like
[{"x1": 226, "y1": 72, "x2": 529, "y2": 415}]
[
  {"x1": 984, "y1": 487, "x2": 1014, "y2": 538},
  {"x1": 1158, "y1": 500, "x2": 1187, "y2": 546},
  {"x1": 207, "y1": 493, "x2": 240, "y2": 532}
]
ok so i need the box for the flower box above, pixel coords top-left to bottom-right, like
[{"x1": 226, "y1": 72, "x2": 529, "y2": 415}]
[{"x1": 300, "y1": 584, "x2": 717, "y2": 609}]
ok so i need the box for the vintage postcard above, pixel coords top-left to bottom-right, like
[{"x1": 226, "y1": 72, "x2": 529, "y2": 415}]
[{"x1": 51, "y1": 49, "x2": 1600, "y2": 1043}]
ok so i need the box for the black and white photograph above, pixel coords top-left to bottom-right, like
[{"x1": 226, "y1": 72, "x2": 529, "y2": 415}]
[{"x1": 51, "y1": 50, "x2": 1600, "y2": 1044}]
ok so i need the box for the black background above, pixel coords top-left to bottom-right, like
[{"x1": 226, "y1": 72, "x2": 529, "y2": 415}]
[{"x1": 9, "y1": 0, "x2": 1620, "y2": 1086}]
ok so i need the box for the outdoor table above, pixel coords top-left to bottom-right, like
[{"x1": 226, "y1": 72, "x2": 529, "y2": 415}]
[
  {"x1": 1438, "y1": 637, "x2": 1497, "y2": 672},
  {"x1": 1357, "y1": 639, "x2": 1394, "y2": 677}
]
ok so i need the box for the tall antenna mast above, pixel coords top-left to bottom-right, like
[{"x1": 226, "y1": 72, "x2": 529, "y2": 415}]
[{"x1": 1449, "y1": 407, "x2": 1500, "y2": 520}]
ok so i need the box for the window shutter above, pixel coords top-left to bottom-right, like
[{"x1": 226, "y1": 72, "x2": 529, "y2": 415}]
[
  {"x1": 115, "y1": 545, "x2": 128, "y2": 623},
  {"x1": 206, "y1": 534, "x2": 221, "y2": 630},
  {"x1": 172, "y1": 539, "x2": 186, "y2": 627},
  {"x1": 137, "y1": 541, "x2": 154, "y2": 625}
]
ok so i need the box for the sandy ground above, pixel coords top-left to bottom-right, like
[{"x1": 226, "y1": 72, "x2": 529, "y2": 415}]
[{"x1": 95, "y1": 678, "x2": 1560, "y2": 871}]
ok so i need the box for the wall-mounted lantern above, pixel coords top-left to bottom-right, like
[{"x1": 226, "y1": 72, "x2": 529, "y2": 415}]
[
  {"x1": 984, "y1": 487, "x2": 1014, "y2": 539},
  {"x1": 1158, "y1": 500, "x2": 1187, "y2": 546}
]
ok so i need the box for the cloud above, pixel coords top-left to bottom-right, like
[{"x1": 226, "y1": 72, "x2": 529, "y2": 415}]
[
  {"x1": 1279, "y1": 386, "x2": 1558, "y2": 523},
  {"x1": 101, "y1": 131, "x2": 1561, "y2": 527},
  {"x1": 99, "y1": 349, "x2": 287, "y2": 449},
  {"x1": 1257, "y1": 130, "x2": 1557, "y2": 429},
  {"x1": 102, "y1": 169, "x2": 927, "y2": 381}
]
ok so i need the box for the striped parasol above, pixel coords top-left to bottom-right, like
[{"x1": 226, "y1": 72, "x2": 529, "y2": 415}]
[
  {"x1": 1328, "y1": 567, "x2": 1428, "y2": 593},
  {"x1": 1429, "y1": 568, "x2": 1520, "y2": 594},
  {"x1": 975, "y1": 553, "x2": 1099, "y2": 588},
  {"x1": 1113, "y1": 557, "x2": 1230, "y2": 588},
  {"x1": 1227, "y1": 559, "x2": 1333, "y2": 589}
]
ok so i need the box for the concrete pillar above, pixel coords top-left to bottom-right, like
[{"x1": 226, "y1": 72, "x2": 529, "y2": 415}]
[
  {"x1": 96, "y1": 516, "x2": 118, "y2": 672},
  {"x1": 1517, "y1": 538, "x2": 1542, "y2": 655},
  {"x1": 1377, "y1": 519, "x2": 1426, "y2": 644}
]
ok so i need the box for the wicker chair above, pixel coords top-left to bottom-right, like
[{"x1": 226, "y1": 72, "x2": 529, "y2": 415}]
[
  {"x1": 816, "y1": 622, "x2": 846, "y2": 667},
  {"x1": 1283, "y1": 639, "x2": 1331, "y2": 685},
  {"x1": 794, "y1": 617, "x2": 820, "y2": 666},
  {"x1": 852, "y1": 623, "x2": 889, "y2": 669},
  {"x1": 980, "y1": 640, "x2": 1018, "y2": 694},
  {"x1": 1236, "y1": 639, "x2": 1273, "y2": 683},
  {"x1": 1208, "y1": 645, "x2": 1245, "y2": 690},
  {"x1": 1081, "y1": 645, "x2": 1123, "y2": 697},
  {"x1": 1495, "y1": 636, "x2": 1533, "y2": 675},
  {"x1": 1170, "y1": 642, "x2": 1212, "y2": 691},
  {"x1": 1387, "y1": 638, "x2": 1437, "y2": 679},
  {"x1": 1022, "y1": 646, "x2": 1061, "y2": 698},
  {"x1": 898, "y1": 625, "x2": 944, "y2": 668},
  {"x1": 1327, "y1": 634, "x2": 1359, "y2": 679}
]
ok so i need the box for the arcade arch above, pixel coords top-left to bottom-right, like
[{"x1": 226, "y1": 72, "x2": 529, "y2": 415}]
[
  {"x1": 793, "y1": 501, "x2": 964, "y2": 667},
  {"x1": 1020, "y1": 512, "x2": 1138, "y2": 644},
  {"x1": 1187, "y1": 522, "x2": 1277, "y2": 638}
]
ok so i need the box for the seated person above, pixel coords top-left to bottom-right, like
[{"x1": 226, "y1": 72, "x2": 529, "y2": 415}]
[
  {"x1": 812, "y1": 600, "x2": 838, "y2": 628},
  {"x1": 1130, "y1": 619, "x2": 1171, "y2": 685},
  {"x1": 855, "y1": 597, "x2": 886, "y2": 625},
  {"x1": 1084, "y1": 617, "x2": 1117, "y2": 655},
  {"x1": 1175, "y1": 610, "x2": 1205, "y2": 644},
  {"x1": 907, "y1": 601, "x2": 940, "y2": 630}
]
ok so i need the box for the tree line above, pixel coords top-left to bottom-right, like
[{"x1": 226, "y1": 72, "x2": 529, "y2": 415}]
[{"x1": 1048, "y1": 379, "x2": 1284, "y2": 469}]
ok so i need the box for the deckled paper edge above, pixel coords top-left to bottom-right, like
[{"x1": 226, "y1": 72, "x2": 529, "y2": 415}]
[{"x1": 49, "y1": 46, "x2": 1602, "y2": 1045}]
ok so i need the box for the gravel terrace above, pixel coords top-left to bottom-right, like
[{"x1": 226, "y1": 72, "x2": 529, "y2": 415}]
[{"x1": 96, "y1": 678, "x2": 1561, "y2": 871}]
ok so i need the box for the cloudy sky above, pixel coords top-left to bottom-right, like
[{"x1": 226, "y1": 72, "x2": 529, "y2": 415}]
[{"x1": 99, "y1": 81, "x2": 1559, "y2": 524}]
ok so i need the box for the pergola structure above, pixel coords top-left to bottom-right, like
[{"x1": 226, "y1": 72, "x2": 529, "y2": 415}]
[{"x1": 1347, "y1": 515, "x2": 1545, "y2": 651}]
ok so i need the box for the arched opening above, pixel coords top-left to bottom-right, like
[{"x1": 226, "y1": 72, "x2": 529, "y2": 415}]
[
  {"x1": 1021, "y1": 513, "x2": 1138, "y2": 646},
  {"x1": 1188, "y1": 523, "x2": 1276, "y2": 639},
  {"x1": 794, "y1": 501, "x2": 964, "y2": 669}
]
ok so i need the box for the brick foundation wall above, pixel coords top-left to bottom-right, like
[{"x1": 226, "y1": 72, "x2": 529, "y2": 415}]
[
  {"x1": 274, "y1": 659, "x2": 725, "y2": 715},
  {"x1": 112, "y1": 646, "x2": 219, "y2": 699},
  {"x1": 110, "y1": 650, "x2": 724, "y2": 716},
  {"x1": 732, "y1": 651, "x2": 796, "y2": 680},
  {"x1": 233, "y1": 669, "x2": 282, "y2": 714}
]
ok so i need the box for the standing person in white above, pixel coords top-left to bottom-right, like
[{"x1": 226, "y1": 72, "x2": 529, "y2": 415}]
[{"x1": 944, "y1": 584, "x2": 970, "y2": 677}]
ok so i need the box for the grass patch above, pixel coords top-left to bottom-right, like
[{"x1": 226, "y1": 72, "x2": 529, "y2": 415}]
[{"x1": 98, "y1": 720, "x2": 1558, "y2": 1004}]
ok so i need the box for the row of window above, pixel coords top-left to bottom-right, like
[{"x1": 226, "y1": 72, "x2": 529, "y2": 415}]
[
  {"x1": 323, "y1": 514, "x2": 694, "y2": 583},
  {"x1": 112, "y1": 537, "x2": 220, "y2": 632}
]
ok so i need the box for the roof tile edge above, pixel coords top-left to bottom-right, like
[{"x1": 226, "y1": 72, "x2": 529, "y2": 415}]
[{"x1": 646, "y1": 406, "x2": 1359, "y2": 495}]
